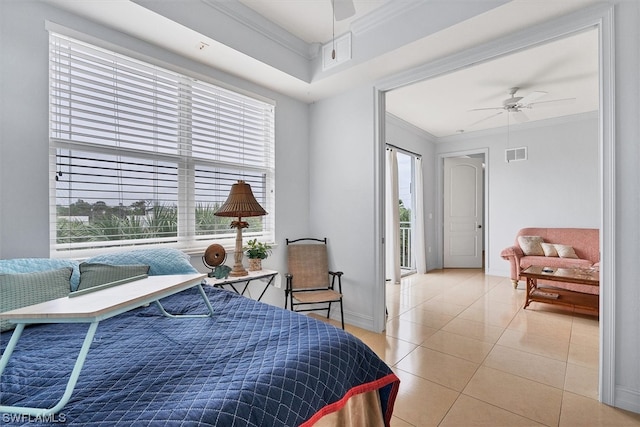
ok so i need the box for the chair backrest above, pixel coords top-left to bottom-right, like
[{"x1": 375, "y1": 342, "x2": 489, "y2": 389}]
[{"x1": 287, "y1": 241, "x2": 329, "y2": 290}]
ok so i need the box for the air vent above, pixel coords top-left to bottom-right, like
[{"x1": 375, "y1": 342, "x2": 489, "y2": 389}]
[{"x1": 505, "y1": 147, "x2": 527, "y2": 163}]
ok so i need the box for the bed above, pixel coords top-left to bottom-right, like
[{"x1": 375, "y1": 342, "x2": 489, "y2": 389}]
[{"x1": 0, "y1": 271, "x2": 399, "y2": 426}]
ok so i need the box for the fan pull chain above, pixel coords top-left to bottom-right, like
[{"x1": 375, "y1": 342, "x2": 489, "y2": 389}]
[{"x1": 332, "y1": 0, "x2": 336, "y2": 59}]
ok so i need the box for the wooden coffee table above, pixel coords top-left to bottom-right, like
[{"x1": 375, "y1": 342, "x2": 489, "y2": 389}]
[{"x1": 520, "y1": 266, "x2": 599, "y2": 314}]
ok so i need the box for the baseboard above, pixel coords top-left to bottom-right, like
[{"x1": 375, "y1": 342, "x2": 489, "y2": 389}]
[
  {"x1": 332, "y1": 307, "x2": 374, "y2": 331},
  {"x1": 306, "y1": 306, "x2": 375, "y2": 332},
  {"x1": 615, "y1": 386, "x2": 640, "y2": 414},
  {"x1": 485, "y1": 267, "x2": 510, "y2": 278}
]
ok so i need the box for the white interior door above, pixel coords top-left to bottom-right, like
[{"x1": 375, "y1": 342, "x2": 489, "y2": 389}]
[{"x1": 444, "y1": 157, "x2": 484, "y2": 268}]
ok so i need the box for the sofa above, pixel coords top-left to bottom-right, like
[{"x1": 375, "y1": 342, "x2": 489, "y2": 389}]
[{"x1": 501, "y1": 227, "x2": 599, "y2": 294}]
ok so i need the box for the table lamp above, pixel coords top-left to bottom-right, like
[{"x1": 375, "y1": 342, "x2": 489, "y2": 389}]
[{"x1": 214, "y1": 180, "x2": 267, "y2": 277}]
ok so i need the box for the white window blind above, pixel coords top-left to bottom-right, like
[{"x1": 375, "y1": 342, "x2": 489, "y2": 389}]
[{"x1": 49, "y1": 32, "x2": 275, "y2": 257}]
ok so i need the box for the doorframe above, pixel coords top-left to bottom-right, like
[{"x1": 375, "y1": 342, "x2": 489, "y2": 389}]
[
  {"x1": 437, "y1": 150, "x2": 488, "y2": 270},
  {"x1": 373, "y1": 4, "x2": 615, "y2": 405}
]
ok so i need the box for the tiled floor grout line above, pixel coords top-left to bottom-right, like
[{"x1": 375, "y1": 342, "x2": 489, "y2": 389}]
[
  {"x1": 315, "y1": 271, "x2": 615, "y2": 425},
  {"x1": 384, "y1": 270, "x2": 604, "y2": 426}
]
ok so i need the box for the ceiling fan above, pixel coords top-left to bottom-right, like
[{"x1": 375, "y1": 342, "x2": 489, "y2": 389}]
[{"x1": 468, "y1": 87, "x2": 575, "y2": 128}]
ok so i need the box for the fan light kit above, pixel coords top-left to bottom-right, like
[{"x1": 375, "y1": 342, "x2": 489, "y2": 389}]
[{"x1": 501, "y1": 87, "x2": 547, "y2": 111}]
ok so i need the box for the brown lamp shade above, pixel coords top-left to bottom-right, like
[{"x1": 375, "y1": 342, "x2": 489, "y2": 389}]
[{"x1": 214, "y1": 180, "x2": 267, "y2": 218}]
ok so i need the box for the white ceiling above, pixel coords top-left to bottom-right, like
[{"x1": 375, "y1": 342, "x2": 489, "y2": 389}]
[
  {"x1": 47, "y1": 0, "x2": 600, "y2": 138},
  {"x1": 237, "y1": 0, "x2": 389, "y2": 44},
  {"x1": 387, "y1": 27, "x2": 599, "y2": 137}
]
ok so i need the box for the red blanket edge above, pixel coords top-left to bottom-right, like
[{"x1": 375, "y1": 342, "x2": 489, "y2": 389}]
[{"x1": 300, "y1": 372, "x2": 401, "y2": 427}]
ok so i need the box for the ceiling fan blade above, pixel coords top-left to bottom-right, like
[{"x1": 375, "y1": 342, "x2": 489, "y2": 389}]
[
  {"x1": 469, "y1": 107, "x2": 503, "y2": 112},
  {"x1": 518, "y1": 90, "x2": 547, "y2": 106},
  {"x1": 529, "y1": 97, "x2": 576, "y2": 108},
  {"x1": 467, "y1": 111, "x2": 503, "y2": 128},
  {"x1": 512, "y1": 110, "x2": 529, "y2": 123},
  {"x1": 332, "y1": 0, "x2": 356, "y2": 21}
]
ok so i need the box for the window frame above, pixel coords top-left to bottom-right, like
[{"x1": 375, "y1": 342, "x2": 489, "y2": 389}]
[{"x1": 49, "y1": 31, "x2": 275, "y2": 258}]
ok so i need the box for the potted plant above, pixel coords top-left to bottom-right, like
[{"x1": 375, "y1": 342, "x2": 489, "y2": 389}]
[{"x1": 244, "y1": 239, "x2": 272, "y2": 271}]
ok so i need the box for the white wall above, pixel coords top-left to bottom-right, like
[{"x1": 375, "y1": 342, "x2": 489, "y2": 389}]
[
  {"x1": 0, "y1": 1, "x2": 50, "y2": 258},
  {"x1": 611, "y1": 0, "x2": 640, "y2": 412},
  {"x1": 0, "y1": 1, "x2": 310, "y2": 308},
  {"x1": 308, "y1": 86, "x2": 379, "y2": 329},
  {"x1": 385, "y1": 114, "x2": 438, "y2": 270},
  {"x1": 436, "y1": 113, "x2": 599, "y2": 277}
]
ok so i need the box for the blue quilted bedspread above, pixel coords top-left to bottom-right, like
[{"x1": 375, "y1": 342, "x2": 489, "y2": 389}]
[{"x1": 0, "y1": 286, "x2": 398, "y2": 426}]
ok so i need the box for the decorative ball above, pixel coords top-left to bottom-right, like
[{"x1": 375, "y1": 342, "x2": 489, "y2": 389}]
[{"x1": 203, "y1": 244, "x2": 226, "y2": 269}]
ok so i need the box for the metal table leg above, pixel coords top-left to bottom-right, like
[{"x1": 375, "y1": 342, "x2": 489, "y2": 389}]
[
  {"x1": 0, "y1": 321, "x2": 99, "y2": 417},
  {"x1": 155, "y1": 283, "x2": 214, "y2": 318}
]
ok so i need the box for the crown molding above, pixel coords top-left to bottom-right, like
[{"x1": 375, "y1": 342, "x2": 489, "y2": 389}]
[
  {"x1": 386, "y1": 113, "x2": 437, "y2": 142},
  {"x1": 350, "y1": 1, "x2": 424, "y2": 36},
  {"x1": 201, "y1": 0, "x2": 433, "y2": 62},
  {"x1": 201, "y1": 0, "x2": 312, "y2": 60}
]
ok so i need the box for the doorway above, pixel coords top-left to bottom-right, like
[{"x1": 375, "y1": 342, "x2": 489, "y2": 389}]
[
  {"x1": 374, "y1": 8, "x2": 615, "y2": 405},
  {"x1": 385, "y1": 145, "x2": 422, "y2": 284},
  {"x1": 398, "y1": 150, "x2": 415, "y2": 275}
]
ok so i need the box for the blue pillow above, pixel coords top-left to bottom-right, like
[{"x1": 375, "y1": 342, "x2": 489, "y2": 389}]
[
  {"x1": 85, "y1": 248, "x2": 197, "y2": 276},
  {"x1": 0, "y1": 258, "x2": 80, "y2": 291}
]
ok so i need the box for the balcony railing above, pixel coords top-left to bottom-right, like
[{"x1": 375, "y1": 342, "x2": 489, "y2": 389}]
[{"x1": 400, "y1": 221, "x2": 412, "y2": 270}]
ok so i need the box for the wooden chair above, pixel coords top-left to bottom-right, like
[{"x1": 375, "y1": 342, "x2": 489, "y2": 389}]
[{"x1": 285, "y1": 238, "x2": 344, "y2": 329}]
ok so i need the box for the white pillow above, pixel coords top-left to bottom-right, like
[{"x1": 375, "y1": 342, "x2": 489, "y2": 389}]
[
  {"x1": 517, "y1": 236, "x2": 544, "y2": 256},
  {"x1": 554, "y1": 244, "x2": 578, "y2": 259},
  {"x1": 541, "y1": 242, "x2": 558, "y2": 257}
]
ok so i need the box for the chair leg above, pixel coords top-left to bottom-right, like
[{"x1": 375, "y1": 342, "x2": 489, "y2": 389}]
[
  {"x1": 289, "y1": 292, "x2": 295, "y2": 313},
  {"x1": 339, "y1": 300, "x2": 344, "y2": 330},
  {"x1": 327, "y1": 302, "x2": 332, "y2": 319}
]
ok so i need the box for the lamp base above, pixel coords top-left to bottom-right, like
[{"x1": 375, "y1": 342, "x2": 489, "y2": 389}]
[
  {"x1": 228, "y1": 215, "x2": 249, "y2": 277},
  {"x1": 228, "y1": 265, "x2": 248, "y2": 277}
]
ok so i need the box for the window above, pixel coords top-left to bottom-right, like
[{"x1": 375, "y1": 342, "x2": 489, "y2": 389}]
[{"x1": 49, "y1": 33, "x2": 275, "y2": 257}]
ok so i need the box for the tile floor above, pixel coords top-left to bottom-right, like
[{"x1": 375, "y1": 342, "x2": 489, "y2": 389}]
[{"x1": 320, "y1": 269, "x2": 640, "y2": 426}]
